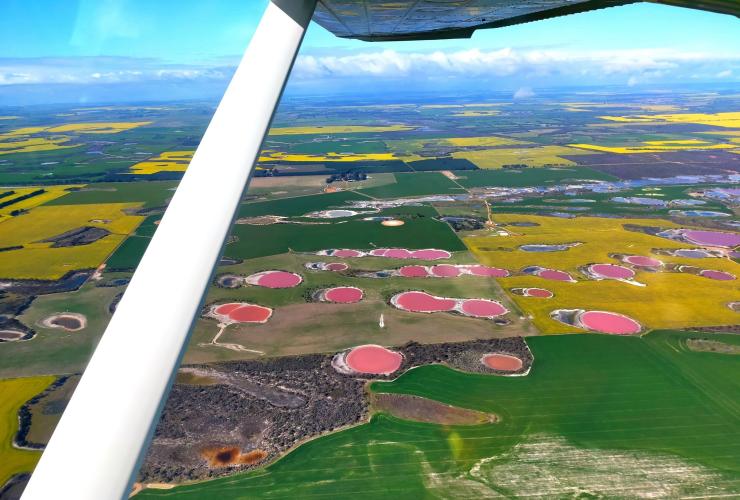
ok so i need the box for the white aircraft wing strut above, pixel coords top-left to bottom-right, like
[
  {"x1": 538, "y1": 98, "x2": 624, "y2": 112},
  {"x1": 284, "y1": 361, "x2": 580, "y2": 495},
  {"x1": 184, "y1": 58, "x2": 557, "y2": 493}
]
[{"x1": 21, "y1": 1, "x2": 317, "y2": 498}]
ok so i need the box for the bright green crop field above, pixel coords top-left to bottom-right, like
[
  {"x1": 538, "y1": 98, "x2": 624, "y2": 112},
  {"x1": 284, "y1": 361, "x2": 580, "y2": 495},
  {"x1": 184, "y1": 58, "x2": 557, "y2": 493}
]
[
  {"x1": 137, "y1": 330, "x2": 740, "y2": 498},
  {"x1": 455, "y1": 166, "x2": 616, "y2": 188},
  {"x1": 47, "y1": 181, "x2": 178, "y2": 208},
  {"x1": 358, "y1": 172, "x2": 465, "y2": 198},
  {"x1": 239, "y1": 191, "x2": 365, "y2": 218},
  {"x1": 225, "y1": 205, "x2": 466, "y2": 260}
]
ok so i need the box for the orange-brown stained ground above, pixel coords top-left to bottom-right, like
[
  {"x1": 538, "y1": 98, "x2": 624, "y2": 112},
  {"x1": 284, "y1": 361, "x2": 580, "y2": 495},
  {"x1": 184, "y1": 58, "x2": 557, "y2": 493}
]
[{"x1": 201, "y1": 447, "x2": 268, "y2": 467}]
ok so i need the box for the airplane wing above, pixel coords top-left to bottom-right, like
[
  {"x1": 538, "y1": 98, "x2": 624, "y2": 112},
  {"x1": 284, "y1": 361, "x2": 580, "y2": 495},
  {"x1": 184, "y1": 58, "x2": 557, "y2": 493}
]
[{"x1": 313, "y1": 0, "x2": 740, "y2": 41}]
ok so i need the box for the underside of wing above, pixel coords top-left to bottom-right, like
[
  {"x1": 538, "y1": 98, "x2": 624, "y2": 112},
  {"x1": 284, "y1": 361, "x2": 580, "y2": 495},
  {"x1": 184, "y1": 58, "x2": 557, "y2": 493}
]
[{"x1": 313, "y1": 0, "x2": 740, "y2": 41}]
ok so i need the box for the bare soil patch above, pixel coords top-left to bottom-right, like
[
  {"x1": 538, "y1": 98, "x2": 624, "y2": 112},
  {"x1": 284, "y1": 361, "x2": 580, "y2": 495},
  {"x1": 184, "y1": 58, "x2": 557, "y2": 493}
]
[
  {"x1": 372, "y1": 393, "x2": 496, "y2": 425},
  {"x1": 686, "y1": 338, "x2": 740, "y2": 355},
  {"x1": 206, "y1": 302, "x2": 511, "y2": 361}
]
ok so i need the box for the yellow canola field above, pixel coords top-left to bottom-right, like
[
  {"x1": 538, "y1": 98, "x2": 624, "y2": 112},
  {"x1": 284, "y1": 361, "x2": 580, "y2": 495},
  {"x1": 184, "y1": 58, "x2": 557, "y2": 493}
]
[
  {"x1": 268, "y1": 125, "x2": 413, "y2": 135},
  {"x1": 0, "y1": 127, "x2": 47, "y2": 137},
  {"x1": 569, "y1": 139, "x2": 736, "y2": 154},
  {"x1": 0, "y1": 136, "x2": 77, "y2": 155},
  {"x1": 0, "y1": 376, "x2": 56, "y2": 486},
  {"x1": 0, "y1": 122, "x2": 151, "y2": 156},
  {"x1": 44, "y1": 122, "x2": 151, "y2": 134},
  {"x1": 259, "y1": 151, "x2": 397, "y2": 163},
  {"x1": 453, "y1": 145, "x2": 586, "y2": 169},
  {"x1": 131, "y1": 148, "x2": 399, "y2": 173},
  {"x1": 700, "y1": 130, "x2": 740, "y2": 137},
  {"x1": 0, "y1": 203, "x2": 143, "y2": 279},
  {"x1": 563, "y1": 103, "x2": 682, "y2": 112},
  {"x1": 0, "y1": 185, "x2": 81, "y2": 219},
  {"x1": 444, "y1": 136, "x2": 527, "y2": 147},
  {"x1": 129, "y1": 150, "x2": 194, "y2": 174},
  {"x1": 599, "y1": 112, "x2": 740, "y2": 128},
  {"x1": 465, "y1": 214, "x2": 740, "y2": 334},
  {"x1": 698, "y1": 130, "x2": 740, "y2": 146}
]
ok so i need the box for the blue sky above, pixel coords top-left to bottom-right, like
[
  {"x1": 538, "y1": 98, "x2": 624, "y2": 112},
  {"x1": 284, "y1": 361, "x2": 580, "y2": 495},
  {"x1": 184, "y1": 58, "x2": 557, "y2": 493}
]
[{"x1": 0, "y1": 0, "x2": 738, "y2": 101}]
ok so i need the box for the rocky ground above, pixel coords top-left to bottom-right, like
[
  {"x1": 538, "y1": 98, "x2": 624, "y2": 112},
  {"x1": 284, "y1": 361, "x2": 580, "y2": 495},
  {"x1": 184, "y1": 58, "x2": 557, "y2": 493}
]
[
  {"x1": 139, "y1": 337, "x2": 532, "y2": 483},
  {"x1": 139, "y1": 354, "x2": 368, "y2": 483}
]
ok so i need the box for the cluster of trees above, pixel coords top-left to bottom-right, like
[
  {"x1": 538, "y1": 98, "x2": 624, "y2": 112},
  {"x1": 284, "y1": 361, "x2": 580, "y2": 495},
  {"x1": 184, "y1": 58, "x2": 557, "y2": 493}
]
[
  {"x1": 326, "y1": 172, "x2": 368, "y2": 183},
  {"x1": 0, "y1": 188, "x2": 45, "y2": 210}
]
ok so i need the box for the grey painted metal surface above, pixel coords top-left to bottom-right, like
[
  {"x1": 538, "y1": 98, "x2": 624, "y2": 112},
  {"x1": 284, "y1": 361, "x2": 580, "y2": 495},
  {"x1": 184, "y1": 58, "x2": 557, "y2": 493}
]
[{"x1": 313, "y1": 0, "x2": 739, "y2": 41}]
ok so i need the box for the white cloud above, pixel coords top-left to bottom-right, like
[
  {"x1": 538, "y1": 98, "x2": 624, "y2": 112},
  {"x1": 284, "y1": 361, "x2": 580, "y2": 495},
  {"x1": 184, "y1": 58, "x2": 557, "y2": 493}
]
[
  {"x1": 0, "y1": 57, "x2": 234, "y2": 86},
  {"x1": 0, "y1": 47, "x2": 738, "y2": 88},
  {"x1": 291, "y1": 47, "x2": 740, "y2": 84},
  {"x1": 513, "y1": 87, "x2": 535, "y2": 99}
]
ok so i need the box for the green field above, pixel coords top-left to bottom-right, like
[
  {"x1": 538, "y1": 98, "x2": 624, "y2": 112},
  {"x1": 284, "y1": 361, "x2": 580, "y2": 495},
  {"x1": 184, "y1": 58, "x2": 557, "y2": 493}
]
[
  {"x1": 105, "y1": 235, "x2": 151, "y2": 270},
  {"x1": 358, "y1": 172, "x2": 465, "y2": 198},
  {"x1": 137, "y1": 331, "x2": 740, "y2": 498},
  {"x1": 239, "y1": 191, "x2": 365, "y2": 218},
  {"x1": 105, "y1": 215, "x2": 160, "y2": 270},
  {"x1": 47, "y1": 181, "x2": 178, "y2": 208},
  {"x1": 455, "y1": 167, "x2": 616, "y2": 188},
  {"x1": 0, "y1": 283, "x2": 123, "y2": 378},
  {"x1": 226, "y1": 205, "x2": 466, "y2": 260},
  {"x1": 0, "y1": 122, "x2": 200, "y2": 185}
]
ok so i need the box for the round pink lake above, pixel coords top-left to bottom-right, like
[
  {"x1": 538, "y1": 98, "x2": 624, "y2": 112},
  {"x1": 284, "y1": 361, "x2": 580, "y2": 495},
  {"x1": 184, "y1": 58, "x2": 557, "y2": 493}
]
[
  {"x1": 215, "y1": 303, "x2": 272, "y2": 323},
  {"x1": 323, "y1": 286, "x2": 364, "y2": 303},
  {"x1": 369, "y1": 248, "x2": 389, "y2": 257},
  {"x1": 214, "y1": 303, "x2": 241, "y2": 315},
  {"x1": 394, "y1": 291, "x2": 457, "y2": 312},
  {"x1": 524, "y1": 288, "x2": 553, "y2": 298},
  {"x1": 482, "y1": 353, "x2": 523, "y2": 371},
  {"x1": 538, "y1": 269, "x2": 574, "y2": 282},
  {"x1": 468, "y1": 265, "x2": 509, "y2": 277},
  {"x1": 333, "y1": 249, "x2": 363, "y2": 258},
  {"x1": 683, "y1": 230, "x2": 740, "y2": 248},
  {"x1": 325, "y1": 262, "x2": 349, "y2": 272},
  {"x1": 579, "y1": 310, "x2": 641, "y2": 335},
  {"x1": 399, "y1": 265, "x2": 429, "y2": 278},
  {"x1": 345, "y1": 345, "x2": 402, "y2": 375},
  {"x1": 385, "y1": 248, "x2": 413, "y2": 259},
  {"x1": 589, "y1": 264, "x2": 635, "y2": 280},
  {"x1": 251, "y1": 271, "x2": 302, "y2": 288},
  {"x1": 699, "y1": 270, "x2": 735, "y2": 281},
  {"x1": 624, "y1": 255, "x2": 662, "y2": 267},
  {"x1": 460, "y1": 299, "x2": 507, "y2": 318},
  {"x1": 430, "y1": 264, "x2": 461, "y2": 277},
  {"x1": 410, "y1": 249, "x2": 451, "y2": 260}
]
